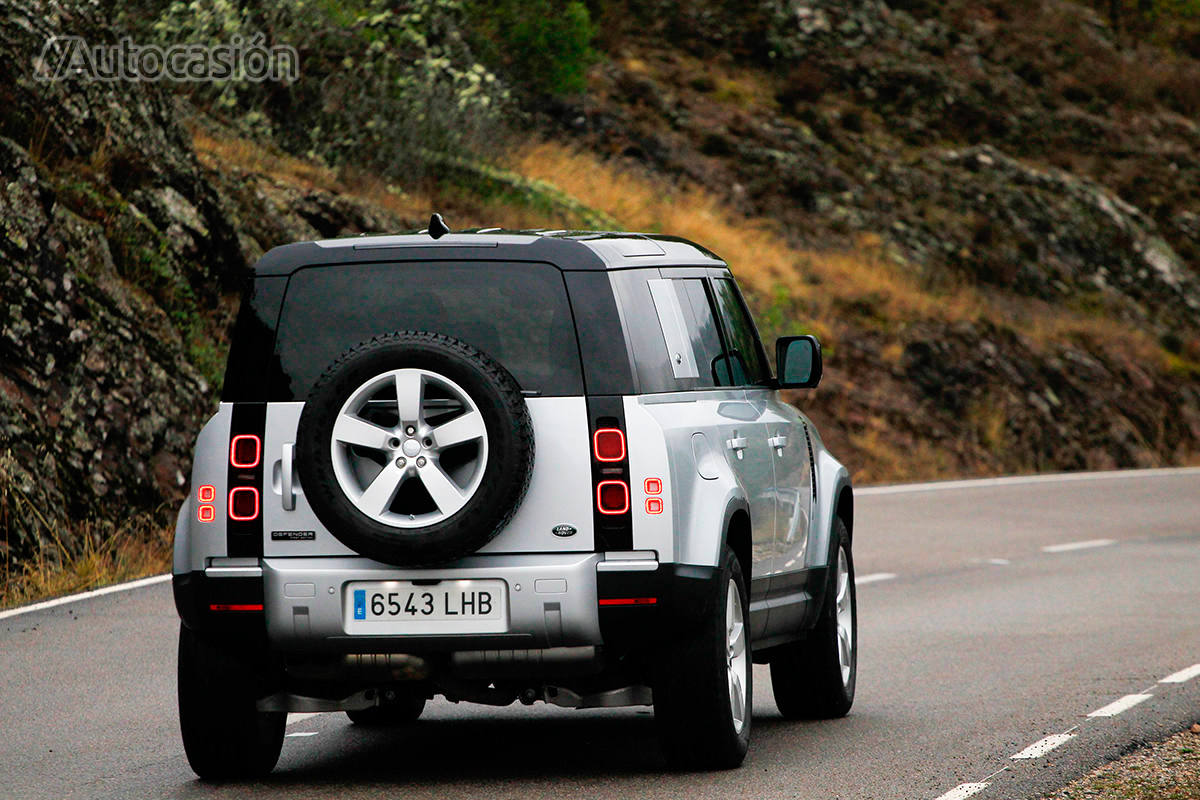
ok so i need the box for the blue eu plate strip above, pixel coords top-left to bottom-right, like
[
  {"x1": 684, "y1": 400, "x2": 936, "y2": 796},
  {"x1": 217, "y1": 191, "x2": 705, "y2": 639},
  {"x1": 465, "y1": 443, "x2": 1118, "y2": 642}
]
[{"x1": 353, "y1": 589, "x2": 366, "y2": 620}]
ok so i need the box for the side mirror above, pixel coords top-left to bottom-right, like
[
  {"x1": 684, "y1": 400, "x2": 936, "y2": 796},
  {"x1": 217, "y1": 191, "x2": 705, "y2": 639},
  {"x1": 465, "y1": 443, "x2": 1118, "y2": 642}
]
[{"x1": 776, "y1": 335, "x2": 822, "y2": 389}]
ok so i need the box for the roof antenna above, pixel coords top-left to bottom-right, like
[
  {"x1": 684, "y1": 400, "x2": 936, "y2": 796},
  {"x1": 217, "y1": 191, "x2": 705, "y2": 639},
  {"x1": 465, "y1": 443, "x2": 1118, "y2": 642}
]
[{"x1": 428, "y1": 213, "x2": 450, "y2": 240}]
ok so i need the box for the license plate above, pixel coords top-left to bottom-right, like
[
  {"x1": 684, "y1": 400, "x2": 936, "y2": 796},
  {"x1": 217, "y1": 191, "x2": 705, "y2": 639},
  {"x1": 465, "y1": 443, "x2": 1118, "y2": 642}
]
[{"x1": 344, "y1": 579, "x2": 507, "y2": 634}]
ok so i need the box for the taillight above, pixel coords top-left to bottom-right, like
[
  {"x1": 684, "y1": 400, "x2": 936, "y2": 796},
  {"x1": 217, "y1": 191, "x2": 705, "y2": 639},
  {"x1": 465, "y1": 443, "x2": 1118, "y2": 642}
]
[
  {"x1": 645, "y1": 498, "x2": 663, "y2": 514},
  {"x1": 196, "y1": 484, "x2": 216, "y2": 522},
  {"x1": 593, "y1": 428, "x2": 626, "y2": 462},
  {"x1": 597, "y1": 480, "x2": 630, "y2": 515},
  {"x1": 228, "y1": 487, "x2": 260, "y2": 521},
  {"x1": 230, "y1": 434, "x2": 261, "y2": 469},
  {"x1": 644, "y1": 478, "x2": 662, "y2": 495}
]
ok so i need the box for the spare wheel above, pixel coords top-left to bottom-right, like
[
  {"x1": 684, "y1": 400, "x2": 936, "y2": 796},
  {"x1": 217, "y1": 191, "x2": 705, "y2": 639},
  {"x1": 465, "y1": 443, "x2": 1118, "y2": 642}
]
[{"x1": 296, "y1": 331, "x2": 534, "y2": 566}]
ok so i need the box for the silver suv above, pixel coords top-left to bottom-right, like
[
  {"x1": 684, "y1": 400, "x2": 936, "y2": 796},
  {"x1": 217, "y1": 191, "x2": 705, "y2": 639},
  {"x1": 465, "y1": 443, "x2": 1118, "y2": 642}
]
[{"x1": 173, "y1": 222, "x2": 856, "y2": 778}]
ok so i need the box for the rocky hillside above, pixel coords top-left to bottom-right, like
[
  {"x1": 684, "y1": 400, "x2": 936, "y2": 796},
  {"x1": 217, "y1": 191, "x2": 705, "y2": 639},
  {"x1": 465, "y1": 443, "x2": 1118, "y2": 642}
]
[{"x1": 1, "y1": 0, "x2": 1199, "y2": 578}]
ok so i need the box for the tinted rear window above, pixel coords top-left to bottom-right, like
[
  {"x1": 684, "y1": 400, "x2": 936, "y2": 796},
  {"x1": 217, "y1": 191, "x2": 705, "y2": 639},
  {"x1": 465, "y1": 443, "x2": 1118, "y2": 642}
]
[{"x1": 271, "y1": 261, "x2": 583, "y2": 400}]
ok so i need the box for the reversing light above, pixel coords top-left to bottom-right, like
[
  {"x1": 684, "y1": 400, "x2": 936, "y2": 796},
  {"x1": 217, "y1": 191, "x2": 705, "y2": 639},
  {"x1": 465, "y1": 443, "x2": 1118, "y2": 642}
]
[
  {"x1": 197, "y1": 504, "x2": 216, "y2": 523},
  {"x1": 228, "y1": 487, "x2": 260, "y2": 521},
  {"x1": 197, "y1": 484, "x2": 216, "y2": 502},
  {"x1": 596, "y1": 480, "x2": 630, "y2": 515},
  {"x1": 230, "y1": 434, "x2": 261, "y2": 469},
  {"x1": 593, "y1": 428, "x2": 626, "y2": 462}
]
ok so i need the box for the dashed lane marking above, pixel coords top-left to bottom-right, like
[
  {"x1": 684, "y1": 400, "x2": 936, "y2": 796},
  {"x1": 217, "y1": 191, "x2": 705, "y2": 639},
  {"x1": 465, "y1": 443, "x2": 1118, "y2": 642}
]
[
  {"x1": 932, "y1": 782, "x2": 991, "y2": 800},
  {"x1": 1041, "y1": 539, "x2": 1116, "y2": 554},
  {"x1": 1011, "y1": 733, "x2": 1076, "y2": 760},
  {"x1": 1087, "y1": 694, "x2": 1153, "y2": 717},
  {"x1": 1160, "y1": 663, "x2": 1200, "y2": 684},
  {"x1": 856, "y1": 572, "x2": 898, "y2": 586}
]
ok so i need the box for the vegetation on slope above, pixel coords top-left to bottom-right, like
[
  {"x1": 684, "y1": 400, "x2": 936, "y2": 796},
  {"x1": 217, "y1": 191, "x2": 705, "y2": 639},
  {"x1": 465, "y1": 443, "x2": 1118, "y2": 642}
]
[{"x1": 3, "y1": 0, "x2": 1200, "y2": 605}]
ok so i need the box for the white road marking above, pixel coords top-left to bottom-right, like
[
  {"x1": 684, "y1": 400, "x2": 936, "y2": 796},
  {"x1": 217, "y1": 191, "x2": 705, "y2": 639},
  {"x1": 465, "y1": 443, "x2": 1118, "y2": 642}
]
[
  {"x1": 1160, "y1": 663, "x2": 1200, "y2": 684},
  {"x1": 987, "y1": 558, "x2": 1010, "y2": 565},
  {"x1": 856, "y1": 572, "x2": 898, "y2": 585},
  {"x1": 1011, "y1": 733, "x2": 1076, "y2": 759},
  {"x1": 285, "y1": 732, "x2": 318, "y2": 738},
  {"x1": 933, "y1": 782, "x2": 990, "y2": 800},
  {"x1": 1087, "y1": 693, "x2": 1152, "y2": 717},
  {"x1": 1041, "y1": 539, "x2": 1115, "y2": 554},
  {"x1": 287, "y1": 713, "x2": 322, "y2": 726},
  {"x1": 0, "y1": 574, "x2": 172, "y2": 621},
  {"x1": 857, "y1": 466, "x2": 1200, "y2": 496}
]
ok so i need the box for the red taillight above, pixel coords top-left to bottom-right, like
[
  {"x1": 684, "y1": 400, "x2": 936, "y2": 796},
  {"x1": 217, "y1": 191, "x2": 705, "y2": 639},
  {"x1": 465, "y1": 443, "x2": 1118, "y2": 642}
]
[
  {"x1": 598, "y1": 597, "x2": 657, "y2": 606},
  {"x1": 228, "y1": 487, "x2": 260, "y2": 521},
  {"x1": 644, "y1": 477, "x2": 662, "y2": 495},
  {"x1": 230, "y1": 434, "x2": 261, "y2": 469},
  {"x1": 646, "y1": 498, "x2": 663, "y2": 515},
  {"x1": 197, "y1": 504, "x2": 216, "y2": 523},
  {"x1": 596, "y1": 480, "x2": 630, "y2": 515},
  {"x1": 593, "y1": 428, "x2": 626, "y2": 462},
  {"x1": 209, "y1": 603, "x2": 264, "y2": 612},
  {"x1": 197, "y1": 484, "x2": 216, "y2": 502}
]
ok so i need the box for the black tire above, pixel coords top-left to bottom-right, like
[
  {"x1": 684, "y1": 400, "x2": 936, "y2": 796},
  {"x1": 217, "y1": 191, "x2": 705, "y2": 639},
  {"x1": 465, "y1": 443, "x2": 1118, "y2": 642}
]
[
  {"x1": 345, "y1": 695, "x2": 426, "y2": 726},
  {"x1": 178, "y1": 625, "x2": 285, "y2": 780},
  {"x1": 770, "y1": 516, "x2": 856, "y2": 719},
  {"x1": 296, "y1": 331, "x2": 534, "y2": 566},
  {"x1": 654, "y1": 545, "x2": 752, "y2": 770}
]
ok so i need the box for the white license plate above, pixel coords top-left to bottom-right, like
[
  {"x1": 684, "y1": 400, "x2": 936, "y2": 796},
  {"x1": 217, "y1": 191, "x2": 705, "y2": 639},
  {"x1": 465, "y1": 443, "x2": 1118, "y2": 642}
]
[{"x1": 344, "y1": 579, "x2": 507, "y2": 634}]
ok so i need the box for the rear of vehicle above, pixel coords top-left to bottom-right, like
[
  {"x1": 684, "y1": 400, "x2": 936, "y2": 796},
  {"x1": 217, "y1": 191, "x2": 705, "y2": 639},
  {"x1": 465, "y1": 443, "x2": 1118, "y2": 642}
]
[{"x1": 172, "y1": 231, "x2": 854, "y2": 779}]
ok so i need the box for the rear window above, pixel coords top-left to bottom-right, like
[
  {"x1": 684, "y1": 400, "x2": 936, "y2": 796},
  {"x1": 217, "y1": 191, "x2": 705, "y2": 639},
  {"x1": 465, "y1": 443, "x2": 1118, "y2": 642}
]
[{"x1": 270, "y1": 261, "x2": 583, "y2": 400}]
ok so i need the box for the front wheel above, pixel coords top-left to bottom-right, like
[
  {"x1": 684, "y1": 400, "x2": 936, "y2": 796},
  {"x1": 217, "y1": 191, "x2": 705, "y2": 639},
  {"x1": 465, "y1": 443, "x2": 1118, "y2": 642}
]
[
  {"x1": 178, "y1": 625, "x2": 285, "y2": 779},
  {"x1": 770, "y1": 516, "x2": 856, "y2": 719},
  {"x1": 654, "y1": 545, "x2": 751, "y2": 770}
]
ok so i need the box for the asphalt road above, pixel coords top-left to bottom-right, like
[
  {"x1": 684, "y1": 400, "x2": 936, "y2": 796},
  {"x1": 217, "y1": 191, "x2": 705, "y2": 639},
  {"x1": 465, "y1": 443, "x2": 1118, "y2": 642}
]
[{"x1": 3, "y1": 468, "x2": 1200, "y2": 800}]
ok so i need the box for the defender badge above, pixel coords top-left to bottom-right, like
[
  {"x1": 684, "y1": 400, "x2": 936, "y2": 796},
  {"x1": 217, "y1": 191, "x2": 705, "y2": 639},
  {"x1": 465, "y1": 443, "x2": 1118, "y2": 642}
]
[{"x1": 552, "y1": 524, "x2": 577, "y2": 538}]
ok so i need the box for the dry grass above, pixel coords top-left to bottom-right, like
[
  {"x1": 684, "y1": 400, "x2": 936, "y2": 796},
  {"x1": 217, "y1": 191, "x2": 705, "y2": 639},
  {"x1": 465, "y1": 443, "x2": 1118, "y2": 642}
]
[
  {"x1": 507, "y1": 140, "x2": 985, "y2": 326},
  {"x1": 1, "y1": 514, "x2": 172, "y2": 611}
]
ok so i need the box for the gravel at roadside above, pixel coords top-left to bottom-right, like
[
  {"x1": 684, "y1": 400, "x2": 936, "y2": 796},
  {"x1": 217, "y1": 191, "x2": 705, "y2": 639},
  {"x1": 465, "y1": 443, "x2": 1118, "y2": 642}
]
[{"x1": 1041, "y1": 724, "x2": 1200, "y2": 800}]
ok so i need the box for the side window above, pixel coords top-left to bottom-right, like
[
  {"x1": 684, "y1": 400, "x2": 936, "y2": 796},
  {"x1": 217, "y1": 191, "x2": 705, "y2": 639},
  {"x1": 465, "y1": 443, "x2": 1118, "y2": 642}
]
[
  {"x1": 648, "y1": 278, "x2": 729, "y2": 389},
  {"x1": 676, "y1": 279, "x2": 727, "y2": 388},
  {"x1": 712, "y1": 278, "x2": 770, "y2": 385}
]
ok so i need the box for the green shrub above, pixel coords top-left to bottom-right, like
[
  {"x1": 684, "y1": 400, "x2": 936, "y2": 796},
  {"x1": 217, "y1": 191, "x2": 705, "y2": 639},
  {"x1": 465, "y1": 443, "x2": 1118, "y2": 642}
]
[{"x1": 464, "y1": 0, "x2": 597, "y2": 96}]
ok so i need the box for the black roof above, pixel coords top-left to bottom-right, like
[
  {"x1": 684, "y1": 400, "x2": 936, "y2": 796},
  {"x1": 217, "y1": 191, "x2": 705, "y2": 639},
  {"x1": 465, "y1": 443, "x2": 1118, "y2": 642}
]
[{"x1": 253, "y1": 230, "x2": 727, "y2": 276}]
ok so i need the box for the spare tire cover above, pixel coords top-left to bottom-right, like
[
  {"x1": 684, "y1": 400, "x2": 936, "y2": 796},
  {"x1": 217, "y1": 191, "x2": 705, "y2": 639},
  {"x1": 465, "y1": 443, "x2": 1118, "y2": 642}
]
[{"x1": 296, "y1": 331, "x2": 534, "y2": 566}]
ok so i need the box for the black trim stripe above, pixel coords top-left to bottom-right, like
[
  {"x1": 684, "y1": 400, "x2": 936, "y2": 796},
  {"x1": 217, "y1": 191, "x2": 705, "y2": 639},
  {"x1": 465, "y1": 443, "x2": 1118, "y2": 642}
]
[
  {"x1": 226, "y1": 402, "x2": 266, "y2": 557},
  {"x1": 587, "y1": 395, "x2": 633, "y2": 552}
]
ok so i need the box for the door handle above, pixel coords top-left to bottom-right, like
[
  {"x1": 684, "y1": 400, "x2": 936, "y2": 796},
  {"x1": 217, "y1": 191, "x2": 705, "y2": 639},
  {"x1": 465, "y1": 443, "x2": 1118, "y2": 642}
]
[
  {"x1": 282, "y1": 442, "x2": 296, "y2": 511},
  {"x1": 726, "y1": 435, "x2": 747, "y2": 460},
  {"x1": 768, "y1": 434, "x2": 788, "y2": 454}
]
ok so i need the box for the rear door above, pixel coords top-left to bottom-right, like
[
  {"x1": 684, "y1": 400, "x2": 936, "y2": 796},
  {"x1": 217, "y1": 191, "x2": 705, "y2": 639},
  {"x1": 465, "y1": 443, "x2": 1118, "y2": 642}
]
[
  {"x1": 641, "y1": 273, "x2": 776, "y2": 636},
  {"x1": 259, "y1": 260, "x2": 595, "y2": 559}
]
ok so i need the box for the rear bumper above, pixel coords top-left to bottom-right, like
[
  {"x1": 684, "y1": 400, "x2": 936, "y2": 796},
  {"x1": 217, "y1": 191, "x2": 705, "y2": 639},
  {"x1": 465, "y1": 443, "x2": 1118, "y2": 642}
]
[{"x1": 174, "y1": 554, "x2": 722, "y2": 654}]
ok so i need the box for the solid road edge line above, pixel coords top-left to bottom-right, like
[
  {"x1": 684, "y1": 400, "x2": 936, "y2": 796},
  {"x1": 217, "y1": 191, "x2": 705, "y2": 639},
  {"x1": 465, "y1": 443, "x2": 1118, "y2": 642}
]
[
  {"x1": 0, "y1": 573, "x2": 172, "y2": 621},
  {"x1": 857, "y1": 466, "x2": 1200, "y2": 496}
]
